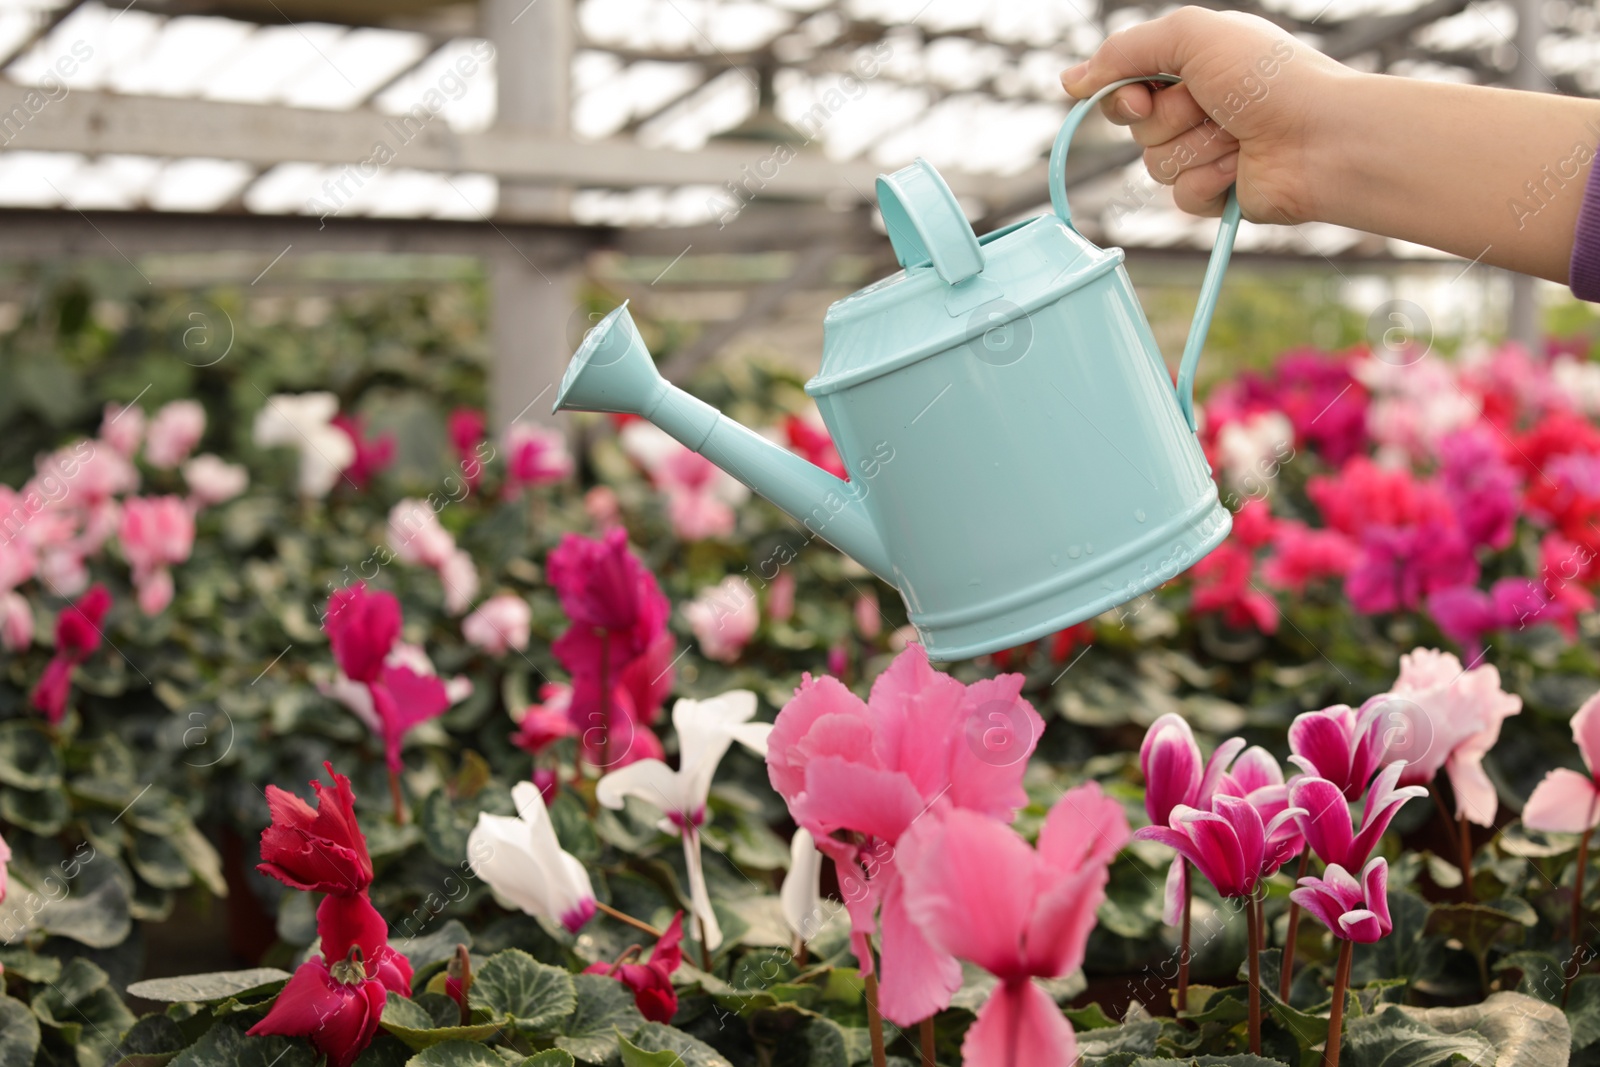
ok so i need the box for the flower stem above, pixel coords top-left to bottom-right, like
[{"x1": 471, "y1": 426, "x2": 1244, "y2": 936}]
[
  {"x1": 919, "y1": 1016, "x2": 936, "y2": 1067},
  {"x1": 1325, "y1": 938, "x2": 1354, "y2": 1067},
  {"x1": 1178, "y1": 863, "x2": 1192, "y2": 1013},
  {"x1": 1430, "y1": 785, "x2": 1462, "y2": 869},
  {"x1": 1245, "y1": 889, "x2": 1263, "y2": 1054},
  {"x1": 1280, "y1": 848, "x2": 1310, "y2": 1002},
  {"x1": 388, "y1": 768, "x2": 407, "y2": 825},
  {"x1": 1567, "y1": 820, "x2": 1595, "y2": 1007},
  {"x1": 864, "y1": 970, "x2": 889, "y2": 1067},
  {"x1": 595, "y1": 900, "x2": 663, "y2": 939},
  {"x1": 1458, "y1": 814, "x2": 1474, "y2": 900},
  {"x1": 596, "y1": 638, "x2": 610, "y2": 774}
]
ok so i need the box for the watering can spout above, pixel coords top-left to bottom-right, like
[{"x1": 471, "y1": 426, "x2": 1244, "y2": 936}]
[{"x1": 553, "y1": 303, "x2": 895, "y2": 584}]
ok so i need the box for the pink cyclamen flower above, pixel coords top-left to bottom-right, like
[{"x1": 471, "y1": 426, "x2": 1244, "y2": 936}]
[
  {"x1": 683, "y1": 576, "x2": 759, "y2": 663},
  {"x1": 99, "y1": 402, "x2": 145, "y2": 457},
  {"x1": 1437, "y1": 426, "x2": 1520, "y2": 551},
  {"x1": 448, "y1": 408, "x2": 487, "y2": 486},
  {"x1": 182, "y1": 454, "x2": 249, "y2": 506},
  {"x1": 1291, "y1": 857, "x2": 1393, "y2": 943},
  {"x1": 1429, "y1": 577, "x2": 1557, "y2": 663},
  {"x1": 765, "y1": 644, "x2": 1045, "y2": 1026},
  {"x1": 1135, "y1": 792, "x2": 1305, "y2": 899},
  {"x1": 504, "y1": 422, "x2": 574, "y2": 494},
  {"x1": 1289, "y1": 763, "x2": 1426, "y2": 871},
  {"x1": 767, "y1": 571, "x2": 796, "y2": 622},
  {"x1": 388, "y1": 499, "x2": 456, "y2": 570},
  {"x1": 899, "y1": 785, "x2": 1128, "y2": 1067},
  {"x1": 511, "y1": 685, "x2": 581, "y2": 755},
  {"x1": 1523, "y1": 690, "x2": 1600, "y2": 832},
  {"x1": 462, "y1": 594, "x2": 531, "y2": 656},
  {"x1": 0, "y1": 828, "x2": 9, "y2": 903},
  {"x1": 143, "y1": 400, "x2": 206, "y2": 469},
  {"x1": 1362, "y1": 648, "x2": 1521, "y2": 826},
  {"x1": 1288, "y1": 703, "x2": 1389, "y2": 802},
  {"x1": 1, "y1": 592, "x2": 31, "y2": 651},
  {"x1": 620, "y1": 422, "x2": 749, "y2": 541},
  {"x1": 119, "y1": 496, "x2": 196, "y2": 615},
  {"x1": 1139, "y1": 713, "x2": 1246, "y2": 828}
]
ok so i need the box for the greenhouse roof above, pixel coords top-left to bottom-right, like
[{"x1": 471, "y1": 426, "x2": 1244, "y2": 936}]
[{"x1": 0, "y1": 0, "x2": 1581, "y2": 257}]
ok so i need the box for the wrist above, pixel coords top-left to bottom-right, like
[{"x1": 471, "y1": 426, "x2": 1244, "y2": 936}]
[{"x1": 1292, "y1": 69, "x2": 1380, "y2": 226}]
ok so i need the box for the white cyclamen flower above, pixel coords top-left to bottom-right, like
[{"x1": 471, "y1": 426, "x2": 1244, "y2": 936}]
[
  {"x1": 780, "y1": 827, "x2": 827, "y2": 946},
  {"x1": 596, "y1": 690, "x2": 772, "y2": 951},
  {"x1": 252, "y1": 392, "x2": 355, "y2": 498},
  {"x1": 467, "y1": 780, "x2": 596, "y2": 932}
]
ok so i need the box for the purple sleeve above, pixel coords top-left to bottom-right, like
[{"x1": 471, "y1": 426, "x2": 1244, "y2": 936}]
[{"x1": 1571, "y1": 148, "x2": 1600, "y2": 301}]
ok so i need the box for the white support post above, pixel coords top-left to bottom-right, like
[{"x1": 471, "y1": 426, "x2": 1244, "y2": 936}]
[
  {"x1": 485, "y1": 0, "x2": 576, "y2": 430},
  {"x1": 1507, "y1": 0, "x2": 1543, "y2": 351}
]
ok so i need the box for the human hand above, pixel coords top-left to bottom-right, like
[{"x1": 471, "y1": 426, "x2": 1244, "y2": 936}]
[{"x1": 1060, "y1": 7, "x2": 1352, "y2": 225}]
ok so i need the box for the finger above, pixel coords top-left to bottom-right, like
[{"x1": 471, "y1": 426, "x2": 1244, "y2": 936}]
[
  {"x1": 1172, "y1": 156, "x2": 1238, "y2": 217},
  {"x1": 1142, "y1": 121, "x2": 1238, "y2": 185},
  {"x1": 1125, "y1": 84, "x2": 1211, "y2": 146},
  {"x1": 1096, "y1": 83, "x2": 1153, "y2": 125},
  {"x1": 1060, "y1": 8, "x2": 1204, "y2": 98}
]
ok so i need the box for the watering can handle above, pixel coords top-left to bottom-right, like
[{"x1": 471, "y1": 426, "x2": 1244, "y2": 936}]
[
  {"x1": 1050, "y1": 74, "x2": 1243, "y2": 433},
  {"x1": 876, "y1": 159, "x2": 985, "y2": 287}
]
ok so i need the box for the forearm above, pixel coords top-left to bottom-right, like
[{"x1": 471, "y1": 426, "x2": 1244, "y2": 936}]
[{"x1": 1305, "y1": 72, "x2": 1600, "y2": 282}]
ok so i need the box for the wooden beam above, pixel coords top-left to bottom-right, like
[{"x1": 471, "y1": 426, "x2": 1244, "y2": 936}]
[{"x1": 0, "y1": 82, "x2": 1044, "y2": 209}]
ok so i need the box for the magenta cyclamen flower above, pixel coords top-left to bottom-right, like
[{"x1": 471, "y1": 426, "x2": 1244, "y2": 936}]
[
  {"x1": 1139, "y1": 713, "x2": 1245, "y2": 827},
  {"x1": 1290, "y1": 857, "x2": 1392, "y2": 943},
  {"x1": 1289, "y1": 763, "x2": 1426, "y2": 871},
  {"x1": 1134, "y1": 793, "x2": 1305, "y2": 899},
  {"x1": 1215, "y1": 746, "x2": 1304, "y2": 875},
  {"x1": 1288, "y1": 703, "x2": 1388, "y2": 802}
]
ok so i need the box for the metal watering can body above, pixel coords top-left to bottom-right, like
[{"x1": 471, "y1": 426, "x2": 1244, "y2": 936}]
[{"x1": 554, "y1": 75, "x2": 1242, "y2": 662}]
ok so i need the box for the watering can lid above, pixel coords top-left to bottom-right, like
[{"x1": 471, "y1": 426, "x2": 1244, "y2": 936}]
[{"x1": 808, "y1": 158, "x2": 1122, "y2": 397}]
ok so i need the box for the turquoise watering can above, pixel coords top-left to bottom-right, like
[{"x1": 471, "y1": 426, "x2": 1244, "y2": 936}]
[{"x1": 554, "y1": 75, "x2": 1243, "y2": 662}]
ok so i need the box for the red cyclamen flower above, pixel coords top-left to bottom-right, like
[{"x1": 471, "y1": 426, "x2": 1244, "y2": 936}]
[
  {"x1": 257, "y1": 762, "x2": 373, "y2": 896},
  {"x1": 30, "y1": 584, "x2": 111, "y2": 725},
  {"x1": 248, "y1": 892, "x2": 411, "y2": 1067},
  {"x1": 583, "y1": 911, "x2": 684, "y2": 1023}
]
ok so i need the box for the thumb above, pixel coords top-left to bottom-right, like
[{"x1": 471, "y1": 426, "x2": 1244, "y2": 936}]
[{"x1": 1061, "y1": 10, "x2": 1202, "y2": 98}]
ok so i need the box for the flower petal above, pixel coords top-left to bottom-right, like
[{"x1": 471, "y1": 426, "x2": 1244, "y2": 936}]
[{"x1": 1522, "y1": 768, "x2": 1600, "y2": 833}]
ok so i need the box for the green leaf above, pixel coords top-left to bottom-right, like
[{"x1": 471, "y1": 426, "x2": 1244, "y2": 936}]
[
  {"x1": 2, "y1": 783, "x2": 69, "y2": 832},
  {"x1": 0, "y1": 719, "x2": 62, "y2": 789},
  {"x1": 1340, "y1": 1006, "x2": 1497, "y2": 1067},
  {"x1": 130, "y1": 830, "x2": 197, "y2": 890},
  {"x1": 1064, "y1": 1003, "x2": 1120, "y2": 1031},
  {"x1": 798, "y1": 1017, "x2": 849, "y2": 1067},
  {"x1": 404, "y1": 1040, "x2": 511, "y2": 1067},
  {"x1": 125, "y1": 969, "x2": 292, "y2": 1003},
  {"x1": 0, "y1": 994, "x2": 41, "y2": 1065},
  {"x1": 379, "y1": 992, "x2": 506, "y2": 1052},
  {"x1": 29, "y1": 864, "x2": 134, "y2": 947},
  {"x1": 170, "y1": 823, "x2": 228, "y2": 897},
  {"x1": 168, "y1": 1020, "x2": 320, "y2": 1067},
  {"x1": 1495, "y1": 951, "x2": 1566, "y2": 1006},
  {"x1": 556, "y1": 974, "x2": 647, "y2": 1063},
  {"x1": 623, "y1": 1024, "x2": 733, "y2": 1067},
  {"x1": 0, "y1": 945, "x2": 62, "y2": 983},
  {"x1": 395, "y1": 919, "x2": 474, "y2": 973},
  {"x1": 618, "y1": 1034, "x2": 681, "y2": 1067},
  {"x1": 30, "y1": 958, "x2": 137, "y2": 1063},
  {"x1": 470, "y1": 949, "x2": 577, "y2": 1031},
  {"x1": 520, "y1": 1052, "x2": 576, "y2": 1067},
  {"x1": 1569, "y1": 975, "x2": 1600, "y2": 1049}
]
